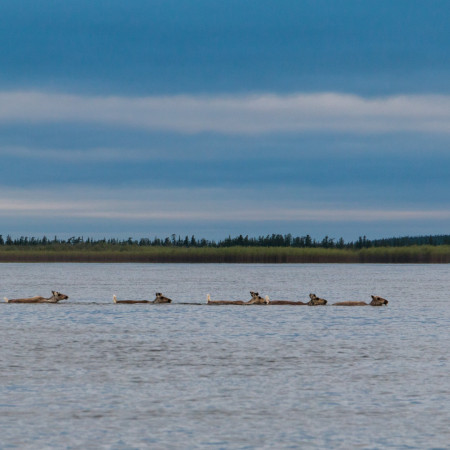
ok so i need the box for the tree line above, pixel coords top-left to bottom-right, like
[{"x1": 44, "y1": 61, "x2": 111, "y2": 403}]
[{"x1": 1, "y1": 233, "x2": 449, "y2": 249}]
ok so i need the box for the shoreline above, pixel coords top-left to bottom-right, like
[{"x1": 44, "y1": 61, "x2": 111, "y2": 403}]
[{"x1": 0, "y1": 245, "x2": 449, "y2": 263}]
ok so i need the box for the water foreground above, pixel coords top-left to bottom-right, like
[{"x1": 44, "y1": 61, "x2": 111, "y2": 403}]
[{"x1": 1, "y1": 263, "x2": 449, "y2": 448}]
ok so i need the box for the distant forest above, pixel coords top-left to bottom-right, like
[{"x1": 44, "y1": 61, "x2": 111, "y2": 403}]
[{"x1": 1, "y1": 233, "x2": 449, "y2": 249}]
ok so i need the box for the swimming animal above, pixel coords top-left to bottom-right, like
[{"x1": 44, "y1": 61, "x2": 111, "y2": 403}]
[
  {"x1": 113, "y1": 293, "x2": 172, "y2": 304},
  {"x1": 266, "y1": 297, "x2": 308, "y2": 305},
  {"x1": 4, "y1": 291, "x2": 69, "y2": 304},
  {"x1": 113, "y1": 295, "x2": 151, "y2": 304},
  {"x1": 333, "y1": 295, "x2": 389, "y2": 306},
  {"x1": 308, "y1": 293, "x2": 328, "y2": 305},
  {"x1": 206, "y1": 294, "x2": 246, "y2": 305},
  {"x1": 206, "y1": 292, "x2": 269, "y2": 305},
  {"x1": 247, "y1": 291, "x2": 270, "y2": 305},
  {"x1": 153, "y1": 292, "x2": 172, "y2": 303}
]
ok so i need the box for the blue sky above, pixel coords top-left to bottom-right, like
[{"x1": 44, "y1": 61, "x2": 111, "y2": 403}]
[{"x1": 0, "y1": 0, "x2": 449, "y2": 240}]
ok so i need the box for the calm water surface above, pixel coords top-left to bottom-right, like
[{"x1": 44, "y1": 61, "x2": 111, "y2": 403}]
[{"x1": 0, "y1": 263, "x2": 449, "y2": 449}]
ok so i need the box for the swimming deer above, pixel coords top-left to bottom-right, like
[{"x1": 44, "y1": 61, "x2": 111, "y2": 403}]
[
  {"x1": 267, "y1": 297, "x2": 308, "y2": 305},
  {"x1": 333, "y1": 295, "x2": 389, "y2": 306},
  {"x1": 153, "y1": 293, "x2": 172, "y2": 303},
  {"x1": 206, "y1": 292, "x2": 269, "y2": 305},
  {"x1": 206, "y1": 294, "x2": 246, "y2": 305},
  {"x1": 307, "y1": 293, "x2": 328, "y2": 305},
  {"x1": 4, "y1": 291, "x2": 69, "y2": 303},
  {"x1": 113, "y1": 293, "x2": 172, "y2": 304},
  {"x1": 247, "y1": 291, "x2": 270, "y2": 305}
]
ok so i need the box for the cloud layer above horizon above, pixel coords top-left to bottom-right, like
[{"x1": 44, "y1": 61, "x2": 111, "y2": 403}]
[
  {"x1": 1, "y1": 0, "x2": 449, "y2": 240},
  {"x1": 2, "y1": 92, "x2": 450, "y2": 134}
]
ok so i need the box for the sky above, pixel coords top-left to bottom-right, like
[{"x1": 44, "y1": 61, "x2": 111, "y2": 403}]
[{"x1": 1, "y1": 0, "x2": 449, "y2": 241}]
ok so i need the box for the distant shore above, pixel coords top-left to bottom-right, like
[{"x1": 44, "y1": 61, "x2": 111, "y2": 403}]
[{"x1": 0, "y1": 245, "x2": 449, "y2": 263}]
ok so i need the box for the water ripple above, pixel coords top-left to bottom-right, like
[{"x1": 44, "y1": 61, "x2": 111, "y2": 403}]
[{"x1": 0, "y1": 263, "x2": 449, "y2": 448}]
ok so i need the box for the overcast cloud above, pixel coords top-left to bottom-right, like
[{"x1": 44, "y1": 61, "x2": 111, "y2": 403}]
[
  {"x1": 1, "y1": 1, "x2": 449, "y2": 240},
  {"x1": 1, "y1": 91, "x2": 450, "y2": 134}
]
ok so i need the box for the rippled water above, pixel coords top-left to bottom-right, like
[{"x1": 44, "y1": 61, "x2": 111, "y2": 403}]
[{"x1": 1, "y1": 263, "x2": 449, "y2": 449}]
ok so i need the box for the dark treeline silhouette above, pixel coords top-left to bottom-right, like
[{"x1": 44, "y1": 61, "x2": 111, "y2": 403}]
[{"x1": 0, "y1": 233, "x2": 449, "y2": 249}]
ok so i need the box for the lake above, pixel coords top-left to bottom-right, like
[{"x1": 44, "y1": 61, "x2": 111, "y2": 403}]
[{"x1": 1, "y1": 263, "x2": 449, "y2": 449}]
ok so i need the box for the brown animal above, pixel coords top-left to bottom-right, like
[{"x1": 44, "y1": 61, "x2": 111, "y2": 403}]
[
  {"x1": 333, "y1": 301, "x2": 367, "y2": 306},
  {"x1": 113, "y1": 293, "x2": 172, "y2": 304},
  {"x1": 267, "y1": 296, "x2": 308, "y2": 305},
  {"x1": 370, "y1": 295, "x2": 389, "y2": 306},
  {"x1": 153, "y1": 293, "x2": 172, "y2": 303},
  {"x1": 206, "y1": 292, "x2": 269, "y2": 305},
  {"x1": 308, "y1": 293, "x2": 328, "y2": 305},
  {"x1": 206, "y1": 294, "x2": 246, "y2": 305},
  {"x1": 247, "y1": 291, "x2": 270, "y2": 305},
  {"x1": 333, "y1": 295, "x2": 389, "y2": 306},
  {"x1": 4, "y1": 291, "x2": 69, "y2": 304},
  {"x1": 113, "y1": 295, "x2": 151, "y2": 304}
]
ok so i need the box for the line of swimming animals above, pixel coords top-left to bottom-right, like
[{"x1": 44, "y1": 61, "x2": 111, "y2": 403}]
[{"x1": 3, "y1": 291, "x2": 389, "y2": 306}]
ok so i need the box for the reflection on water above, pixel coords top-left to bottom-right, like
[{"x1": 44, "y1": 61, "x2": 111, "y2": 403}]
[{"x1": 1, "y1": 263, "x2": 449, "y2": 448}]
